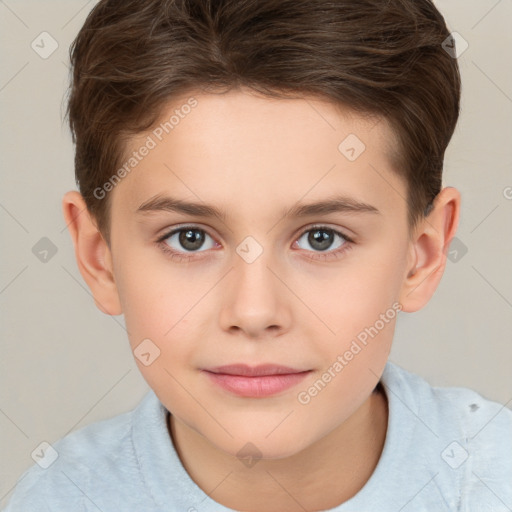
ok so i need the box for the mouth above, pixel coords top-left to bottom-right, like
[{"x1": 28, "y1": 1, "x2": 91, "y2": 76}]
[{"x1": 201, "y1": 364, "x2": 312, "y2": 398}]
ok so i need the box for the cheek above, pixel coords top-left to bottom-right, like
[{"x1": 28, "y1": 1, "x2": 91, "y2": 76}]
[
  {"x1": 115, "y1": 255, "x2": 213, "y2": 371},
  {"x1": 114, "y1": 244, "x2": 196, "y2": 338},
  {"x1": 318, "y1": 298, "x2": 396, "y2": 383},
  {"x1": 299, "y1": 294, "x2": 398, "y2": 423},
  {"x1": 118, "y1": 276, "x2": 172, "y2": 347},
  {"x1": 305, "y1": 245, "x2": 403, "y2": 380},
  {"x1": 308, "y1": 260, "x2": 402, "y2": 339},
  {"x1": 116, "y1": 264, "x2": 200, "y2": 400}
]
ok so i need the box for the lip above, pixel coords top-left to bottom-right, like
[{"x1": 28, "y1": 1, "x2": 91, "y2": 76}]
[
  {"x1": 206, "y1": 364, "x2": 308, "y2": 377},
  {"x1": 202, "y1": 364, "x2": 312, "y2": 398}
]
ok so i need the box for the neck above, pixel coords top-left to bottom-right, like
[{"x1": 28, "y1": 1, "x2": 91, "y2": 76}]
[{"x1": 168, "y1": 384, "x2": 388, "y2": 512}]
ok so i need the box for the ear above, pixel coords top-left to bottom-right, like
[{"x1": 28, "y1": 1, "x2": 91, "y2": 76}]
[
  {"x1": 62, "y1": 190, "x2": 122, "y2": 316},
  {"x1": 399, "y1": 186, "x2": 461, "y2": 313}
]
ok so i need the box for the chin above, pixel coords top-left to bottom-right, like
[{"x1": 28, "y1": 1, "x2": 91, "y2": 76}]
[{"x1": 215, "y1": 430, "x2": 313, "y2": 462}]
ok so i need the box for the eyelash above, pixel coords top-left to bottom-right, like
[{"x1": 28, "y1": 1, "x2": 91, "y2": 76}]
[{"x1": 155, "y1": 224, "x2": 354, "y2": 263}]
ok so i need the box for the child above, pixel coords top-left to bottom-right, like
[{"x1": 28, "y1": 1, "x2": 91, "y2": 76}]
[{"x1": 4, "y1": 0, "x2": 511, "y2": 510}]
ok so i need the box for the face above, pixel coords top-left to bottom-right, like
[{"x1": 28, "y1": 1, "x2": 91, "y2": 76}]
[{"x1": 108, "y1": 88, "x2": 413, "y2": 459}]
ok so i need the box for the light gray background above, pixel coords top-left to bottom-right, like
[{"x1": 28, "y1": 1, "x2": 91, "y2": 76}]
[{"x1": 1, "y1": 0, "x2": 511, "y2": 506}]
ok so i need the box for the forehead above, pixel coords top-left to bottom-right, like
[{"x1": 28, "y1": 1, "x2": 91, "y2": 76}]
[{"x1": 114, "y1": 89, "x2": 405, "y2": 222}]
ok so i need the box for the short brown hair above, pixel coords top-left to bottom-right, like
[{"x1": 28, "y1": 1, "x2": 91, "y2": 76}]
[{"x1": 66, "y1": 0, "x2": 461, "y2": 245}]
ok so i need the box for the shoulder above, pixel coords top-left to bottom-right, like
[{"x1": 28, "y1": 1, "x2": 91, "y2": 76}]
[
  {"x1": 382, "y1": 362, "x2": 512, "y2": 510},
  {"x1": 2, "y1": 391, "x2": 158, "y2": 511},
  {"x1": 383, "y1": 361, "x2": 512, "y2": 440}
]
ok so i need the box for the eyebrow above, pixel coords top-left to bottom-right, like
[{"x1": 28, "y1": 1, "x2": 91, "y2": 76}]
[{"x1": 136, "y1": 194, "x2": 381, "y2": 220}]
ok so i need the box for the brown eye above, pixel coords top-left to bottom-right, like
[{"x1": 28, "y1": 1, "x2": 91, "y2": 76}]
[
  {"x1": 160, "y1": 226, "x2": 216, "y2": 254},
  {"x1": 177, "y1": 228, "x2": 206, "y2": 251},
  {"x1": 294, "y1": 225, "x2": 354, "y2": 262},
  {"x1": 296, "y1": 226, "x2": 347, "y2": 252}
]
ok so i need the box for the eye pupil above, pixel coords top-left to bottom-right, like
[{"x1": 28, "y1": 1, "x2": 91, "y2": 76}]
[
  {"x1": 309, "y1": 229, "x2": 333, "y2": 251},
  {"x1": 179, "y1": 229, "x2": 205, "y2": 250}
]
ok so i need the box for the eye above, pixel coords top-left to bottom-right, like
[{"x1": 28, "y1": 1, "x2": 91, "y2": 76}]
[
  {"x1": 157, "y1": 225, "x2": 217, "y2": 261},
  {"x1": 294, "y1": 225, "x2": 353, "y2": 261},
  {"x1": 156, "y1": 224, "x2": 354, "y2": 262}
]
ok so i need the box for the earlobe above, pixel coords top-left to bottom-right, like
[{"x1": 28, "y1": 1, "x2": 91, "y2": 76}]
[
  {"x1": 62, "y1": 190, "x2": 123, "y2": 316},
  {"x1": 399, "y1": 187, "x2": 461, "y2": 312}
]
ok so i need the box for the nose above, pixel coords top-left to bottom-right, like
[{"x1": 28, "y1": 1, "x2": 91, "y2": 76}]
[{"x1": 218, "y1": 246, "x2": 291, "y2": 339}]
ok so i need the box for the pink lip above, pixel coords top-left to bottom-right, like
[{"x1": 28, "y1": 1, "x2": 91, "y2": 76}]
[{"x1": 202, "y1": 364, "x2": 311, "y2": 398}]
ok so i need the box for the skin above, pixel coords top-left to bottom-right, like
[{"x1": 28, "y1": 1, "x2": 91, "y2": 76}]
[{"x1": 62, "y1": 88, "x2": 460, "y2": 511}]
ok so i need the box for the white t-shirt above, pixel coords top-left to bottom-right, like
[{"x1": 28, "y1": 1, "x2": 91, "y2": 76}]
[{"x1": 3, "y1": 361, "x2": 512, "y2": 511}]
